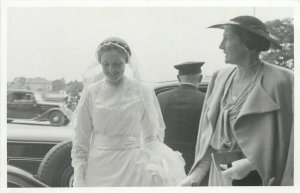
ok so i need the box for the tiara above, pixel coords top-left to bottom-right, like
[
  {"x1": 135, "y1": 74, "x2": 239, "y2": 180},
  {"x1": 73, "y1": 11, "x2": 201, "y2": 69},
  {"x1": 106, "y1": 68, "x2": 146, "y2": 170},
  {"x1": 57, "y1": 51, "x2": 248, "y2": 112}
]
[{"x1": 99, "y1": 41, "x2": 131, "y2": 58}]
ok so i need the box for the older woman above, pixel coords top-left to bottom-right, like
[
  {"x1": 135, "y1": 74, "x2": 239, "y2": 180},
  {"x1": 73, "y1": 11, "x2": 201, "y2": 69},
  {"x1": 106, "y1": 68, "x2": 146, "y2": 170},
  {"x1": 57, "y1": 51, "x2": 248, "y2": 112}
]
[{"x1": 179, "y1": 16, "x2": 293, "y2": 186}]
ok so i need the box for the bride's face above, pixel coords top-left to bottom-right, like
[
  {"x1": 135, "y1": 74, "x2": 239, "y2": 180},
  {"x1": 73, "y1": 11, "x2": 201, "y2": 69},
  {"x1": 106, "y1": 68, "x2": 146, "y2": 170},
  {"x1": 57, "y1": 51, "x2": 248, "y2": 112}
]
[{"x1": 100, "y1": 50, "x2": 126, "y2": 85}]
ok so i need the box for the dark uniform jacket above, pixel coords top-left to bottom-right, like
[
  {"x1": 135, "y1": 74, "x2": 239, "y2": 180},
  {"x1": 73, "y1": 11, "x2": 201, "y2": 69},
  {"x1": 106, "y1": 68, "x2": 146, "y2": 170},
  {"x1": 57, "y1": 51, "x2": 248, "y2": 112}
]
[{"x1": 157, "y1": 84, "x2": 205, "y2": 173}]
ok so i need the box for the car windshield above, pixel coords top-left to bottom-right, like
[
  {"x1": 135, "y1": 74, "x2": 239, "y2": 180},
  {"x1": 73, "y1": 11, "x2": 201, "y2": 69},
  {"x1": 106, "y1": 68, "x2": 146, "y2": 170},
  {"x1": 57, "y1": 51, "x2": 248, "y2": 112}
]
[{"x1": 33, "y1": 93, "x2": 43, "y2": 102}]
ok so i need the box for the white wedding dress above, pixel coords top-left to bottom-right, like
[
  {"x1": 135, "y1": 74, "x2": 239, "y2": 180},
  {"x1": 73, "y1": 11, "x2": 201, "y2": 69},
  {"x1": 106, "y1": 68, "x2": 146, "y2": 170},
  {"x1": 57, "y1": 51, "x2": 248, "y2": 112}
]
[{"x1": 71, "y1": 76, "x2": 186, "y2": 187}]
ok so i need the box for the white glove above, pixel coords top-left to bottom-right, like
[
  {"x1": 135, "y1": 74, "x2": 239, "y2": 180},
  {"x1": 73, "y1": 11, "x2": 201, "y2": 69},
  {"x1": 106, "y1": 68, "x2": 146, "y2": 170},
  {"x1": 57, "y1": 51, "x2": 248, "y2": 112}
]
[
  {"x1": 177, "y1": 175, "x2": 198, "y2": 186},
  {"x1": 220, "y1": 158, "x2": 254, "y2": 180}
]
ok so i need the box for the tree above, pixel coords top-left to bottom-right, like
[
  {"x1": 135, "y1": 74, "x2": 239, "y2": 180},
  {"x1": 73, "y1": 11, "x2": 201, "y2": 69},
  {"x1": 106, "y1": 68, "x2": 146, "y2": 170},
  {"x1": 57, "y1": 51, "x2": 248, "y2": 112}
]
[
  {"x1": 9, "y1": 77, "x2": 28, "y2": 89},
  {"x1": 261, "y1": 18, "x2": 294, "y2": 70},
  {"x1": 52, "y1": 78, "x2": 66, "y2": 91},
  {"x1": 66, "y1": 80, "x2": 83, "y2": 97}
]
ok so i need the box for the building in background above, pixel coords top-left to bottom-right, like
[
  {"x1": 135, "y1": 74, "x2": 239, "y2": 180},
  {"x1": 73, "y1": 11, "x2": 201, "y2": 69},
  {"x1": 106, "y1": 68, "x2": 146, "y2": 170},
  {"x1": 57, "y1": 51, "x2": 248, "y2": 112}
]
[
  {"x1": 8, "y1": 77, "x2": 52, "y2": 100},
  {"x1": 26, "y1": 77, "x2": 52, "y2": 92},
  {"x1": 8, "y1": 77, "x2": 52, "y2": 91}
]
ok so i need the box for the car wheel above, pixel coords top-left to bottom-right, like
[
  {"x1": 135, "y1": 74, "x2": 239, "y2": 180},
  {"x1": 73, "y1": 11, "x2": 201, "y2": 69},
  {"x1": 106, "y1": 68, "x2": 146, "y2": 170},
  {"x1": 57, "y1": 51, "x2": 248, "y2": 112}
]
[
  {"x1": 49, "y1": 111, "x2": 65, "y2": 126},
  {"x1": 37, "y1": 140, "x2": 73, "y2": 187},
  {"x1": 63, "y1": 119, "x2": 70, "y2": 126}
]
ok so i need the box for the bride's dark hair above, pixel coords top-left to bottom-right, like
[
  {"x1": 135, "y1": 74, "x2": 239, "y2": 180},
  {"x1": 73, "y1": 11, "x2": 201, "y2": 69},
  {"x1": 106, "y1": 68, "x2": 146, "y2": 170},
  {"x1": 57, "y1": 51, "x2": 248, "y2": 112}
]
[{"x1": 97, "y1": 37, "x2": 132, "y2": 63}]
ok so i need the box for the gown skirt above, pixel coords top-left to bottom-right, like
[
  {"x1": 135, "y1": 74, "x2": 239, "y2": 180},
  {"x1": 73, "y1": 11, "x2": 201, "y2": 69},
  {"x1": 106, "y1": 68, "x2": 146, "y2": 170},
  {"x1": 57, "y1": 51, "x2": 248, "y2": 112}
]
[{"x1": 72, "y1": 77, "x2": 186, "y2": 186}]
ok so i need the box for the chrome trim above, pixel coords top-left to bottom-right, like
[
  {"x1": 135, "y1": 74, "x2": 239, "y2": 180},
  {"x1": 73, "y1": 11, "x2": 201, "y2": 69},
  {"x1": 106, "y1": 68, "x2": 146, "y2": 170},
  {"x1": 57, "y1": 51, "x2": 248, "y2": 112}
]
[
  {"x1": 7, "y1": 140, "x2": 59, "y2": 145},
  {"x1": 7, "y1": 180, "x2": 23, "y2": 187},
  {"x1": 8, "y1": 157, "x2": 42, "y2": 161},
  {"x1": 8, "y1": 165, "x2": 49, "y2": 187},
  {"x1": 6, "y1": 118, "x2": 46, "y2": 121}
]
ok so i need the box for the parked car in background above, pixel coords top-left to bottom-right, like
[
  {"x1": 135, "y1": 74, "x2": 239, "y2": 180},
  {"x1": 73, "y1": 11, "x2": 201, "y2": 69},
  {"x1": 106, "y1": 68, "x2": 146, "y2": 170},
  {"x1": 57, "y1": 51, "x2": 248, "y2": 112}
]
[
  {"x1": 7, "y1": 89, "x2": 72, "y2": 126},
  {"x1": 7, "y1": 80, "x2": 208, "y2": 187}
]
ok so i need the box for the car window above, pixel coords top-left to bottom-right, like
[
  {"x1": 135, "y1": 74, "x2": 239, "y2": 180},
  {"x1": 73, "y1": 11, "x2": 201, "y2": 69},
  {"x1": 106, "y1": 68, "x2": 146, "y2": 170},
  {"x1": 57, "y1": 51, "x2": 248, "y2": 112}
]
[
  {"x1": 7, "y1": 93, "x2": 13, "y2": 102},
  {"x1": 13, "y1": 93, "x2": 34, "y2": 103}
]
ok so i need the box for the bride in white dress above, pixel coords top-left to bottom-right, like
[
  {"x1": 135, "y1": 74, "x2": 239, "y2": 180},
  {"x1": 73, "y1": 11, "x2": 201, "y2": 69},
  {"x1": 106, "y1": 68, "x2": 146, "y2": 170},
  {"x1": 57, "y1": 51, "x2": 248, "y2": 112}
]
[{"x1": 71, "y1": 37, "x2": 186, "y2": 187}]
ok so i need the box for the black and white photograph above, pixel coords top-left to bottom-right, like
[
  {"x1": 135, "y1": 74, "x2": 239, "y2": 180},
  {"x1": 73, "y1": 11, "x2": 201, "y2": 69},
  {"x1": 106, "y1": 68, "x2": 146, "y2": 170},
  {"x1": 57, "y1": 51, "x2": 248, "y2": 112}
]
[{"x1": 0, "y1": 1, "x2": 298, "y2": 192}]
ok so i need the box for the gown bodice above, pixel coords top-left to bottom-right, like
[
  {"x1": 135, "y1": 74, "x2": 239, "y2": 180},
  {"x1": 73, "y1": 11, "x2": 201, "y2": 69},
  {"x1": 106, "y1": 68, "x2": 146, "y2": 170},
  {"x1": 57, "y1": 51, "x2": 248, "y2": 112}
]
[{"x1": 88, "y1": 78, "x2": 145, "y2": 149}]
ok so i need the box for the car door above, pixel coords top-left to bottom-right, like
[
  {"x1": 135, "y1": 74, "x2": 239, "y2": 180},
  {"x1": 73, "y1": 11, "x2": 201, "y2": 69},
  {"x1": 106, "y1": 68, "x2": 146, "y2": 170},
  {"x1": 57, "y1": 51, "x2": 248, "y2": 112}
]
[
  {"x1": 7, "y1": 92, "x2": 18, "y2": 118},
  {"x1": 9, "y1": 92, "x2": 39, "y2": 119}
]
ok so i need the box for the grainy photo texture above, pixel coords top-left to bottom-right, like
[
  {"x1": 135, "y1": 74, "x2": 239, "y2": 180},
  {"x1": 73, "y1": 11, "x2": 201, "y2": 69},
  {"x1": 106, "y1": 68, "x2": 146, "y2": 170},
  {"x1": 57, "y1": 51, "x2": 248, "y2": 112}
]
[{"x1": 6, "y1": 7, "x2": 294, "y2": 187}]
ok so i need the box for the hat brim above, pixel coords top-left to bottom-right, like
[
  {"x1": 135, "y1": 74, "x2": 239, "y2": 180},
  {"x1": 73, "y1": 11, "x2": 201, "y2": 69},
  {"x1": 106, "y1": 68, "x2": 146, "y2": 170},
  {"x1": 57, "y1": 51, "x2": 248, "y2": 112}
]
[
  {"x1": 208, "y1": 21, "x2": 282, "y2": 49},
  {"x1": 174, "y1": 61, "x2": 205, "y2": 75}
]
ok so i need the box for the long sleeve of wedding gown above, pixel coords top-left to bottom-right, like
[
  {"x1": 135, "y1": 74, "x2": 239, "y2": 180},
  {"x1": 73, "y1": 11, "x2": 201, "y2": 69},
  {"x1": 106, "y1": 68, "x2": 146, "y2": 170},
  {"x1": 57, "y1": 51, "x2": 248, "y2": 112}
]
[
  {"x1": 71, "y1": 89, "x2": 93, "y2": 187},
  {"x1": 141, "y1": 108, "x2": 159, "y2": 144},
  {"x1": 140, "y1": 96, "x2": 187, "y2": 186},
  {"x1": 140, "y1": 84, "x2": 166, "y2": 144}
]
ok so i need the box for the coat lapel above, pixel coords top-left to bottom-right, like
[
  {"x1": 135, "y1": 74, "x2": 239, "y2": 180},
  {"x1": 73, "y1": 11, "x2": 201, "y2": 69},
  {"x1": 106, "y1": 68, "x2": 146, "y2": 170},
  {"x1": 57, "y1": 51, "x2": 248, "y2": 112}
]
[
  {"x1": 235, "y1": 68, "x2": 280, "y2": 127},
  {"x1": 205, "y1": 64, "x2": 280, "y2": 130},
  {"x1": 190, "y1": 67, "x2": 236, "y2": 173},
  {"x1": 206, "y1": 67, "x2": 235, "y2": 129}
]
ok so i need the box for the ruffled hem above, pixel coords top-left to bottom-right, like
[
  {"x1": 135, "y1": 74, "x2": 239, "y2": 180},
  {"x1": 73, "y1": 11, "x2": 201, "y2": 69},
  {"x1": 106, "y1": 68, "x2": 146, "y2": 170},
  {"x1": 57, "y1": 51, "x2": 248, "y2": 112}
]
[{"x1": 136, "y1": 141, "x2": 187, "y2": 186}]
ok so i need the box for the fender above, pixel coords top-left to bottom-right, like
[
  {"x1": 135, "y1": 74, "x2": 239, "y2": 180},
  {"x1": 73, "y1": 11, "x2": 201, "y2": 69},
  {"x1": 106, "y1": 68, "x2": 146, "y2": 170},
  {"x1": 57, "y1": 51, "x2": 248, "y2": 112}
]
[{"x1": 34, "y1": 108, "x2": 70, "y2": 122}]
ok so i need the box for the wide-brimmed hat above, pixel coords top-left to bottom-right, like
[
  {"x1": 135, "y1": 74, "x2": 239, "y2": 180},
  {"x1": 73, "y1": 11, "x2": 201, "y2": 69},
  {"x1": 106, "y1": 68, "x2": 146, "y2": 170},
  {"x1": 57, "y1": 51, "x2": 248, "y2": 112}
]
[{"x1": 208, "y1": 15, "x2": 281, "y2": 49}]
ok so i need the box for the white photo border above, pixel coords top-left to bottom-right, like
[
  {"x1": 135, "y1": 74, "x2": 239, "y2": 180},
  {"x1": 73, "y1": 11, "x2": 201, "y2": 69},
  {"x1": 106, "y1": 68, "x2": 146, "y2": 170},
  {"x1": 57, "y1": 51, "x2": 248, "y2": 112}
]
[{"x1": 1, "y1": 1, "x2": 299, "y2": 193}]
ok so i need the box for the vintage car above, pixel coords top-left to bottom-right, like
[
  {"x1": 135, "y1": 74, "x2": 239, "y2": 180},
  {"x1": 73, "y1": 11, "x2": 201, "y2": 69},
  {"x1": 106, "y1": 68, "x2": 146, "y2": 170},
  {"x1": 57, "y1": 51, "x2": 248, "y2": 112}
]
[
  {"x1": 7, "y1": 124, "x2": 72, "y2": 186},
  {"x1": 7, "y1": 89, "x2": 72, "y2": 126},
  {"x1": 7, "y1": 80, "x2": 209, "y2": 187}
]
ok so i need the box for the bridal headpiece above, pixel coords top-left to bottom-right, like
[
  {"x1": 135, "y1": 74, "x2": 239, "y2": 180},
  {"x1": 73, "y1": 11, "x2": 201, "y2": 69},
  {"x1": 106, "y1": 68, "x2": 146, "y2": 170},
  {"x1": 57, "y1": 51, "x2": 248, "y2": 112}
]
[{"x1": 97, "y1": 37, "x2": 132, "y2": 63}]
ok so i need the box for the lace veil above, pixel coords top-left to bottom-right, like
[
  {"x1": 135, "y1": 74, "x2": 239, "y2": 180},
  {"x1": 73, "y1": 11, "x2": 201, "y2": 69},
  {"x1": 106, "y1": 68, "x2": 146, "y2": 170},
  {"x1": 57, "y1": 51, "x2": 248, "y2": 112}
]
[{"x1": 72, "y1": 37, "x2": 166, "y2": 142}]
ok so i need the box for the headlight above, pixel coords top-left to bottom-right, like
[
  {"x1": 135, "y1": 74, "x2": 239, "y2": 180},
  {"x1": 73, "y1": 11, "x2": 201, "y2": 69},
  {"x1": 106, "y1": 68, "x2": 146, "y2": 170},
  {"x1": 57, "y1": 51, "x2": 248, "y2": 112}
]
[{"x1": 60, "y1": 104, "x2": 67, "y2": 110}]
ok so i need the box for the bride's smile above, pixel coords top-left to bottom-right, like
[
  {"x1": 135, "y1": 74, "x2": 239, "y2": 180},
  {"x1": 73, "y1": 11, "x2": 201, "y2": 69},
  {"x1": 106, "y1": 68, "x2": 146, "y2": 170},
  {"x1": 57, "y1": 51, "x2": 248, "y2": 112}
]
[{"x1": 100, "y1": 50, "x2": 126, "y2": 85}]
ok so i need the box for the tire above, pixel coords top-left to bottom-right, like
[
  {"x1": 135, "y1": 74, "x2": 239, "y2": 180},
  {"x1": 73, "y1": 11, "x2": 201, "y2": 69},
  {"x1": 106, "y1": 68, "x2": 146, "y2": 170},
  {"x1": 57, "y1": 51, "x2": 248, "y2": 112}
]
[
  {"x1": 49, "y1": 111, "x2": 65, "y2": 126},
  {"x1": 63, "y1": 119, "x2": 70, "y2": 126},
  {"x1": 37, "y1": 140, "x2": 74, "y2": 187}
]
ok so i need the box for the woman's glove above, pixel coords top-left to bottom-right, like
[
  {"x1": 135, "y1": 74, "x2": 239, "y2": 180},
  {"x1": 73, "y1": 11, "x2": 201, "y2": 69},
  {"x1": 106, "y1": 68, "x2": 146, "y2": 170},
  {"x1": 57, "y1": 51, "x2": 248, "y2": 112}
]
[
  {"x1": 177, "y1": 175, "x2": 198, "y2": 186},
  {"x1": 177, "y1": 166, "x2": 207, "y2": 186},
  {"x1": 220, "y1": 158, "x2": 254, "y2": 180}
]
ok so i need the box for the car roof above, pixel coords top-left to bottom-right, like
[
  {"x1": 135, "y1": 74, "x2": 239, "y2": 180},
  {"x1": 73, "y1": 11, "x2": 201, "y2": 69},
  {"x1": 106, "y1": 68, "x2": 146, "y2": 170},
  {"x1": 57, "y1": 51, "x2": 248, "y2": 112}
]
[
  {"x1": 8, "y1": 124, "x2": 73, "y2": 143},
  {"x1": 152, "y1": 78, "x2": 209, "y2": 89},
  {"x1": 8, "y1": 89, "x2": 33, "y2": 94}
]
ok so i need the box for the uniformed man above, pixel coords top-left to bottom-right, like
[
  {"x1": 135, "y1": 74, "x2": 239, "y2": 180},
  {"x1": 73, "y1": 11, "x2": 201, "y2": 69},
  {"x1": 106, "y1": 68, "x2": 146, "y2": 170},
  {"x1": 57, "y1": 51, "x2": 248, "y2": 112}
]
[{"x1": 157, "y1": 62, "x2": 205, "y2": 173}]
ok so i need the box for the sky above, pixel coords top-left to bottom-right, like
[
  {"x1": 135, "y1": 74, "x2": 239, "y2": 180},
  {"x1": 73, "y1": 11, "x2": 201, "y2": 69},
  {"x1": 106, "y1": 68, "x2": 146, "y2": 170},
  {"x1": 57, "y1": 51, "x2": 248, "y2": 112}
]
[{"x1": 7, "y1": 7, "x2": 293, "y2": 82}]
